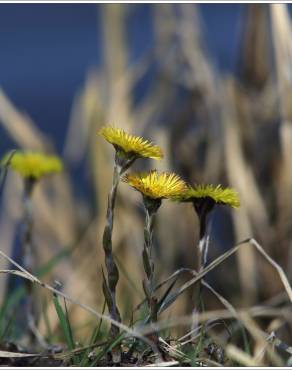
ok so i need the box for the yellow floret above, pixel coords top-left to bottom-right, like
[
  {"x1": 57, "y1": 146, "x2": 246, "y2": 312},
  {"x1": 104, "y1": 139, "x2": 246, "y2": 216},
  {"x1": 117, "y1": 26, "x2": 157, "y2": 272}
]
[
  {"x1": 177, "y1": 184, "x2": 240, "y2": 208},
  {"x1": 99, "y1": 126, "x2": 163, "y2": 160},
  {"x1": 3, "y1": 151, "x2": 63, "y2": 180},
  {"x1": 123, "y1": 170, "x2": 187, "y2": 199}
]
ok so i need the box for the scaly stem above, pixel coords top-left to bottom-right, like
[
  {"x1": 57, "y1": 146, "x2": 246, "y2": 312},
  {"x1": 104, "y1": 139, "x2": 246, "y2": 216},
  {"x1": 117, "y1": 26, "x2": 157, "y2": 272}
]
[
  {"x1": 144, "y1": 209, "x2": 157, "y2": 323},
  {"x1": 102, "y1": 160, "x2": 122, "y2": 340},
  {"x1": 192, "y1": 198, "x2": 214, "y2": 338},
  {"x1": 193, "y1": 198, "x2": 214, "y2": 273},
  {"x1": 101, "y1": 151, "x2": 136, "y2": 362},
  {"x1": 142, "y1": 197, "x2": 161, "y2": 343},
  {"x1": 198, "y1": 216, "x2": 208, "y2": 273}
]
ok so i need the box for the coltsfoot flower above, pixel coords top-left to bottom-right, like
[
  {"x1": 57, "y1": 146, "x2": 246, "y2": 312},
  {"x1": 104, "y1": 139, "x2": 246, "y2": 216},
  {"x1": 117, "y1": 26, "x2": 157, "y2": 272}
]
[
  {"x1": 3, "y1": 151, "x2": 63, "y2": 180},
  {"x1": 123, "y1": 170, "x2": 187, "y2": 200},
  {"x1": 177, "y1": 184, "x2": 240, "y2": 208},
  {"x1": 99, "y1": 126, "x2": 163, "y2": 160}
]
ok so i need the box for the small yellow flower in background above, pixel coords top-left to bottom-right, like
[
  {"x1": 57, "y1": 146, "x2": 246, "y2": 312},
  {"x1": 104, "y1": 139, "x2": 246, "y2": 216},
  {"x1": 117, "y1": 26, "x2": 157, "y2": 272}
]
[
  {"x1": 3, "y1": 151, "x2": 63, "y2": 180},
  {"x1": 99, "y1": 126, "x2": 163, "y2": 160},
  {"x1": 178, "y1": 184, "x2": 240, "y2": 208},
  {"x1": 123, "y1": 170, "x2": 187, "y2": 199}
]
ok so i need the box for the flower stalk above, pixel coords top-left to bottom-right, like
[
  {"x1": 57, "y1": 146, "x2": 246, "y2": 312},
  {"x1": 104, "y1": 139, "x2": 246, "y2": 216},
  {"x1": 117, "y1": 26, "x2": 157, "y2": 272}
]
[
  {"x1": 22, "y1": 177, "x2": 39, "y2": 344},
  {"x1": 123, "y1": 170, "x2": 187, "y2": 346},
  {"x1": 191, "y1": 199, "x2": 214, "y2": 335},
  {"x1": 102, "y1": 152, "x2": 139, "y2": 363},
  {"x1": 193, "y1": 197, "x2": 215, "y2": 272},
  {"x1": 102, "y1": 157, "x2": 123, "y2": 341},
  {"x1": 2, "y1": 150, "x2": 62, "y2": 345},
  {"x1": 99, "y1": 127, "x2": 163, "y2": 361},
  {"x1": 103, "y1": 155, "x2": 143, "y2": 360},
  {"x1": 142, "y1": 197, "x2": 161, "y2": 327},
  {"x1": 174, "y1": 184, "x2": 240, "y2": 333},
  {"x1": 175, "y1": 184, "x2": 239, "y2": 274}
]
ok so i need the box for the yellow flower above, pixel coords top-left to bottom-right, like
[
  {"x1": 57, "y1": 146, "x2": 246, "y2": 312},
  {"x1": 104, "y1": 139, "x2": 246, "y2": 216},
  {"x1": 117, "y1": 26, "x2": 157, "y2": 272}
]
[
  {"x1": 123, "y1": 170, "x2": 187, "y2": 199},
  {"x1": 178, "y1": 184, "x2": 240, "y2": 208},
  {"x1": 3, "y1": 151, "x2": 63, "y2": 180},
  {"x1": 99, "y1": 126, "x2": 163, "y2": 160}
]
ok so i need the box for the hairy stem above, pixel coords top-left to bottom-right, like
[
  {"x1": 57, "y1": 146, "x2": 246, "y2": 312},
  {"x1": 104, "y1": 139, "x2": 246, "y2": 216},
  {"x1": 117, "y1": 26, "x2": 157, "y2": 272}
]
[
  {"x1": 144, "y1": 209, "x2": 157, "y2": 323},
  {"x1": 192, "y1": 199, "x2": 214, "y2": 339},
  {"x1": 194, "y1": 198, "x2": 214, "y2": 273},
  {"x1": 142, "y1": 197, "x2": 161, "y2": 337},
  {"x1": 102, "y1": 161, "x2": 122, "y2": 340},
  {"x1": 101, "y1": 152, "x2": 136, "y2": 362}
]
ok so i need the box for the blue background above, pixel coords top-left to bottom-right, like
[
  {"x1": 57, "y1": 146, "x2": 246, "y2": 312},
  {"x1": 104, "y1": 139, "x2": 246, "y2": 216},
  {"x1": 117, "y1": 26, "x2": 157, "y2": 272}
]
[{"x1": 0, "y1": 4, "x2": 244, "y2": 153}]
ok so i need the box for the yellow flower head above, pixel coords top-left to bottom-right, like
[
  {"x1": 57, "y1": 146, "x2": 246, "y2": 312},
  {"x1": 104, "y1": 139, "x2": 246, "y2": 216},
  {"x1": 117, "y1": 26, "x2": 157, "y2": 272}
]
[
  {"x1": 99, "y1": 126, "x2": 163, "y2": 160},
  {"x1": 178, "y1": 184, "x2": 240, "y2": 208},
  {"x1": 3, "y1": 151, "x2": 63, "y2": 180},
  {"x1": 122, "y1": 170, "x2": 187, "y2": 200}
]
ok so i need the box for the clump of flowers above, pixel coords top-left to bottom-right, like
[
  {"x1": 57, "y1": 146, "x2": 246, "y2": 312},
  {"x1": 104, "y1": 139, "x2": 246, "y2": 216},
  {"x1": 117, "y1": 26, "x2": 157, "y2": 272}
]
[
  {"x1": 123, "y1": 170, "x2": 187, "y2": 338},
  {"x1": 2, "y1": 150, "x2": 63, "y2": 345},
  {"x1": 98, "y1": 127, "x2": 163, "y2": 358}
]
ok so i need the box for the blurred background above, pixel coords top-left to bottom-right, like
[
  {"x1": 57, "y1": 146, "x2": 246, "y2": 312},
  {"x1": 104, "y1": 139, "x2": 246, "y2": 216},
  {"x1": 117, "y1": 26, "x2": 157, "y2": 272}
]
[{"x1": 0, "y1": 3, "x2": 292, "y2": 340}]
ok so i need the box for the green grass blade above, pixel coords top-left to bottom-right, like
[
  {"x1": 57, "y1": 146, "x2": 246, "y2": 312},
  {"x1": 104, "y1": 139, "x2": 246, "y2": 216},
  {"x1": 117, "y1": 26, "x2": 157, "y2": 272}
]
[
  {"x1": 80, "y1": 300, "x2": 107, "y2": 366},
  {"x1": 52, "y1": 295, "x2": 75, "y2": 351},
  {"x1": 89, "y1": 332, "x2": 124, "y2": 367}
]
